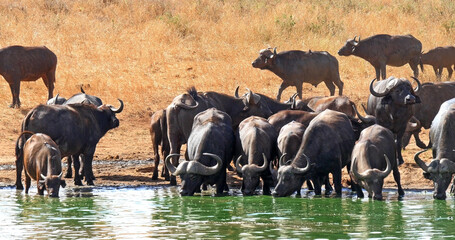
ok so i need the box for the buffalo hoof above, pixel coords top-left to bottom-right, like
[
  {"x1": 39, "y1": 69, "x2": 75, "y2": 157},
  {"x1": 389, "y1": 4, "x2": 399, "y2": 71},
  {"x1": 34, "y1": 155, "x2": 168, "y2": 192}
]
[
  {"x1": 74, "y1": 179, "x2": 83, "y2": 186},
  {"x1": 16, "y1": 184, "x2": 24, "y2": 190},
  {"x1": 151, "y1": 174, "x2": 158, "y2": 180},
  {"x1": 86, "y1": 180, "x2": 94, "y2": 186},
  {"x1": 9, "y1": 103, "x2": 20, "y2": 109},
  {"x1": 65, "y1": 172, "x2": 72, "y2": 179}
]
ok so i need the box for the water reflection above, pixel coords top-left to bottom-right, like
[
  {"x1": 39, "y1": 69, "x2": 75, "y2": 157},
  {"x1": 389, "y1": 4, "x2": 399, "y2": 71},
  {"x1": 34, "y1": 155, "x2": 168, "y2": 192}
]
[{"x1": 0, "y1": 187, "x2": 453, "y2": 239}]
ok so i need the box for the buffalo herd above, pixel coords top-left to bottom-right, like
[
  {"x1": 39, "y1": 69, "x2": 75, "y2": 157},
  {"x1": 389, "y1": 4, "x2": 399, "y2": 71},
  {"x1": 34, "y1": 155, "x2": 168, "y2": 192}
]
[{"x1": 8, "y1": 33, "x2": 455, "y2": 199}]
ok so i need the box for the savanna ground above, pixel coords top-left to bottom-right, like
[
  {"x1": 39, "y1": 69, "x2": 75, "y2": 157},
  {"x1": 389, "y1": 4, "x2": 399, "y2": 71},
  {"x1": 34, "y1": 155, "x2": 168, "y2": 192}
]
[{"x1": 1, "y1": 0, "x2": 454, "y2": 191}]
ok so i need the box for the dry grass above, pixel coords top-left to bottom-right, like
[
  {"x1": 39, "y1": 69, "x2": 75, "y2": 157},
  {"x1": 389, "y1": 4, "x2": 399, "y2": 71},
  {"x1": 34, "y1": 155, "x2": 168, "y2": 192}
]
[{"x1": 0, "y1": 0, "x2": 453, "y2": 166}]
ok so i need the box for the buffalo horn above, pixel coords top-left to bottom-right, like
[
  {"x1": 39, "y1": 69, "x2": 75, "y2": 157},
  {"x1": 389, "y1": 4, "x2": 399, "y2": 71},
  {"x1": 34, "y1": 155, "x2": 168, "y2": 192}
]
[
  {"x1": 110, "y1": 99, "x2": 124, "y2": 113},
  {"x1": 273, "y1": 47, "x2": 277, "y2": 55},
  {"x1": 251, "y1": 153, "x2": 269, "y2": 173},
  {"x1": 291, "y1": 153, "x2": 311, "y2": 174},
  {"x1": 377, "y1": 154, "x2": 392, "y2": 179},
  {"x1": 234, "y1": 86, "x2": 240, "y2": 98},
  {"x1": 235, "y1": 155, "x2": 243, "y2": 175},
  {"x1": 369, "y1": 78, "x2": 389, "y2": 97},
  {"x1": 187, "y1": 153, "x2": 223, "y2": 176},
  {"x1": 411, "y1": 77, "x2": 421, "y2": 93},
  {"x1": 246, "y1": 88, "x2": 261, "y2": 105},
  {"x1": 40, "y1": 174, "x2": 46, "y2": 180},
  {"x1": 279, "y1": 153, "x2": 288, "y2": 167},
  {"x1": 414, "y1": 149, "x2": 430, "y2": 173},
  {"x1": 165, "y1": 154, "x2": 188, "y2": 176},
  {"x1": 175, "y1": 100, "x2": 199, "y2": 110},
  {"x1": 352, "y1": 104, "x2": 375, "y2": 124},
  {"x1": 58, "y1": 172, "x2": 63, "y2": 178}
]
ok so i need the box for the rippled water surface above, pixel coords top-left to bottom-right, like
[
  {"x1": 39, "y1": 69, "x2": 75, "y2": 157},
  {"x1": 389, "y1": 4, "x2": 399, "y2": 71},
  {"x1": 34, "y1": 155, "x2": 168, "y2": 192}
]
[{"x1": 1, "y1": 187, "x2": 454, "y2": 239}]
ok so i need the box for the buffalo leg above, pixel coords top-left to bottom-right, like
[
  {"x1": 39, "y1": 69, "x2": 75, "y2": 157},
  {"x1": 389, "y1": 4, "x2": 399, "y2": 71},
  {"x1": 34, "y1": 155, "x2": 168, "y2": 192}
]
[
  {"x1": 262, "y1": 175, "x2": 273, "y2": 195},
  {"x1": 409, "y1": 59, "x2": 419, "y2": 79},
  {"x1": 312, "y1": 177, "x2": 322, "y2": 196},
  {"x1": 15, "y1": 153, "x2": 24, "y2": 190},
  {"x1": 447, "y1": 67, "x2": 453, "y2": 80},
  {"x1": 396, "y1": 134, "x2": 405, "y2": 165},
  {"x1": 276, "y1": 82, "x2": 290, "y2": 101},
  {"x1": 37, "y1": 180, "x2": 45, "y2": 195},
  {"x1": 65, "y1": 157, "x2": 73, "y2": 178},
  {"x1": 8, "y1": 81, "x2": 21, "y2": 108},
  {"x1": 215, "y1": 171, "x2": 228, "y2": 195},
  {"x1": 380, "y1": 64, "x2": 387, "y2": 80},
  {"x1": 169, "y1": 143, "x2": 182, "y2": 186},
  {"x1": 25, "y1": 174, "x2": 31, "y2": 194},
  {"x1": 306, "y1": 180, "x2": 314, "y2": 190},
  {"x1": 354, "y1": 183, "x2": 364, "y2": 198},
  {"x1": 324, "y1": 177, "x2": 333, "y2": 195},
  {"x1": 375, "y1": 67, "x2": 381, "y2": 80},
  {"x1": 433, "y1": 66, "x2": 441, "y2": 80},
  {"x1": 73, "y1": 157, "x2": 83, "y2": 186},
  {"x1": 83, "y1": 154, "x2": 95, "y2": 185},
  {"x1": 152, "y1": 143, "x2": 160, "y2": 180},
  {"x1": 43, "y1": 71, "x2": 55, "y2": 99},
  {"x1": 333, "y1": 171, "x2": 342, "y2": 197},
  {"x1": 333, "y1": 78, "x2": 344, "y2": 96},
  {"x1": 413, "y1": 132, "x2": 427, "y2": 149},
  {"x1": 324, "y1": 80, "x2": 336, "y2": 96},
  {"x1": 450, "y1": 176, "x2": 455, "y2": 194},
  {"x1": 393, "y1": 168, "x2": 405, "y2": 197}
]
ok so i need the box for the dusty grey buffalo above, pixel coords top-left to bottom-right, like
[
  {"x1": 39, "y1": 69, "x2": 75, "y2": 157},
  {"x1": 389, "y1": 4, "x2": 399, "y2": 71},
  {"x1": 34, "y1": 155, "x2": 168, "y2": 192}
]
[
  {"x1": 420, "y1": 46, "x2": 455, "y2": 80},
  {"x1": 267, "y1": 110, "x2": 318, "y2": 133},
  {"x1": 15, "y1": 100, "x2": 124, "y2": 188},
  {"x1": 338, "y1": 34, "x2": 422, "y2": 80},
  {"x1": 46, "y1": 94, "x2": 67, "y2": 105},
  {"x1": 16, "y1": 131, "x2": 66, "y2": 197},
  {"x1": 287, "y1": 94, "x2": 356, "y2": 117},
  {"x1": 165, "y1": 108, "x2": 234, "y2": 196},
  {"x1": 414, "y1": 98, "x2": 455, "y2": 200},
  {"x1": 252, "y1": 48, "x2": 343, "y2": 101},
  {"x1": 149, "y1": 109, "x2": 170, "y2": 180},
  {"x1": 166, "y1": 87, "x2": 273, "y2": 185},
  {"x1": 366, "y1": 77, "x2": 421, "y2": 165},
  {"x1": 235, "y1": 116, "x2": 277, "y2": 195},
  {"x1": 350, "y1": 124, "x2": 404, "y2": 200},
  {"x1": 272, "y1": 110, "x2": 357, "y2": 197},
  {"x1": 402, "y1": 82, "x2": 455, "y2": 149},
  {"x1": 0, "y1": 45, "x2": 57, "y2": 108}
]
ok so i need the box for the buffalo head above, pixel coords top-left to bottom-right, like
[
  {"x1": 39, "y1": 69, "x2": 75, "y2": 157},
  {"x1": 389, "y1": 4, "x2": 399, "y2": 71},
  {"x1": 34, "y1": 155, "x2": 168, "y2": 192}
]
[
  {"x1": 415, "y1": 149, "x2": 455, "y2": 200},
  {"x1": 233, "y1": 88, "x2": 273, "y2": 125},
  {"x1": 97, "y1": 99, "x2": 124, "y2": 129},
  {"x1": 272, "y1": 153, "x2": 310, "y2": 197},
  {"x1": 46, "y1": 93, "x2": 67, "y2": 105},
  {"x1": 165, "y1": 153, "x2": 223, "y2": 196},
  {"x1": 236, "y1": 153, "x2": 268, "y2": 196},
  {"x1": 351, "y1": 154, "x2": 392, "y2": 200},
  {"x1": 40, "y1": 172, "x2": 65, "y2": 198},
  {"x1": 338, "y1": 36, "x2": 360, "y2": 56},
  {"x1": 369, "y1": 77, "x2": 421, "y2": 105},
  {"x1": 252, "y1": 48, "x2": 277, "y2": 69}
]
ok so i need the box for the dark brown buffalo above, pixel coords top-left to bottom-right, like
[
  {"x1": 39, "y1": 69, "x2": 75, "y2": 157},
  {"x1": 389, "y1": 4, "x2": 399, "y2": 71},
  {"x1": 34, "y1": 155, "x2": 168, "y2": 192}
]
[
  {"x1": 420, "y1": 46, "x2": 455, "y2": 80},
  {"x1": 0, "y1": 45, "x2": 57, "y2": 108},
  {"x1": 15, "y1": 100, "x2": 124, "y2": 188},
  {"x1": 273, "y1": 110, "x2": 357, "y2": 197},
  {"x1": 366, "y1": 77, "x2": 421, "y2": 165},
  {"x1": 267, "y1": 110, "x2": 318, "y2": 133},
  {"x1": 165, "y1": 108, "x2": 234, "y2": 196},
  {"x1": 287, "y1": 94, "x2": 356, "y2": 117},
  {"x1": 149, "y1": 109, "x2": 170, "y2": 180},
  {"x1": 166, "y1": 87, "x2": 273, "y2": 185},
  {"x1": 235, "y1": 116, "x2": 277, "y2": 195},
  {"x1": 338, "y1": 34, "x2": 422, "y2": 80},
  {"x1": 16, "y1": 132, "x2": 66, "y2": 197},
  {"x1": 402, "y1": 82, "x2": 455, "y2": 149},
  {"x1": 252, "y1": 48, "x2": 343, "y2": 101},
  {"x1": 350, "y1": 124, "x2": 404, "y2": 200},
  {"x1": 414, "y1": 98, "x2": 455, "y2": 200}
]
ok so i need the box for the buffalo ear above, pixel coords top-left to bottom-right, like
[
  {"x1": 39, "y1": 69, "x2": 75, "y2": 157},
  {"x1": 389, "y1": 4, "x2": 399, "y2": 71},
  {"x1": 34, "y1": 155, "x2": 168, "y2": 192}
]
[{"x1": 60, "y1": 180, "x2": 66, "y2": 188}]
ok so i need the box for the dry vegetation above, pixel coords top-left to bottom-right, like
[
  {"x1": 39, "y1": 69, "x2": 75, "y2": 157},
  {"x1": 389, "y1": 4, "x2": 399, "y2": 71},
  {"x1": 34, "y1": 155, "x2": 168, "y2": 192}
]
[{"x1": 0, "y1": 0, "x2": 454, "y2": 188}]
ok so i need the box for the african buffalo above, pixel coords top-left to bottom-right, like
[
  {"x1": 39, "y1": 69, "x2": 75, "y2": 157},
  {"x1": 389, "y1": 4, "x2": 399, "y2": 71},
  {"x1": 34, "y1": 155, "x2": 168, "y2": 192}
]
[
  {"x1": 0, "y1": 45, "x2": 57, "y2": 108},
  {"x1": 46, "y1": 94, "x2": 67, "y2": 105},
  {"x1": 350, "y1": 124, "x2": 404, "y2": 200},
  {"x1": 235, "y1": 116, "x2": 277, "y2": 195},
  {"x1": 15, "y1": 100, "x2": 124, "y2": 188},
  {"x1": 287, "y1": 94, "x2": 356, "y2": 117},
  {"x1": 252, "y1": 48, "x2": 343, "y2": 101},
  {"x1": 420, "y1": 46, "x2": 455, "y2": 80},
  {"x1": 165, "y1": 108, "x2": 234, "y2": 196},
  {"x1": 338, "y1": 34, "x2": 422, "y2": 80},
  {"x1": 166, "y1": 87, "x2": 273, "y2": 185},
  {"x1": 273, "y1": 110, "x2": 357, "y2": 197},
  {"x1": 414, "y1": 98, "x2": 455, "y2": 200},
  {"x1": 267, "y1": 110, "x2": 318, "y2": 133},
  {"x1": 402, "y1": 82, "x2": 455, "y2": 149},
  {"x1": 149, "y1": 109, "x2": 170, "y2": 180},
  {"x1": 16, "y1": 131, "x2": 66, "y2": 197},
  {"x1": 366, "y1": 77, "x2": 421, "y2": 165}
]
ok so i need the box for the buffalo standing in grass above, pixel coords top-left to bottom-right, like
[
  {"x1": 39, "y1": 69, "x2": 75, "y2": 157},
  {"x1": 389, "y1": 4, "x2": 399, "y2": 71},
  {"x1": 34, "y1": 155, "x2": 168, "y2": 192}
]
[
  {"x1": 350, "y1": 124, "x2": 404, "y2": 200},
  {"x1": 402, "y1": 82, "x2": 455, "y2": 149},
  {"x1": 338, "y1": 34, "x2": 422, "y2": 80},
  {"x1": 16, "y1": 132, "x2": 66, "y2": 197},
  {"x1": 235, "y1": 116, "x2": 277, "y2": 195},
  {"x1": 420, "y1": 46, "x2": 455, "y2": 80},
  {"x1": 273, "y1": 110, "x2": 357, "y2": 197},
  {"x1": 165, "y1": 108, "x2": 234, "y2": 196},
  {"x1": 414, "y1": 98, "x2": 455, "y2": 200},
  {"x1": 149, "y1": 109, "x2": 170, "y2": 180},
  {"x1": 0, "y1": 45, "x2": 57, "y2": 108},
  {"x1": 366, "y1": 77, "x2": 421, "y2": 165},
  {"x1": 252, "y1": 48, "x2": 343, "y2": 101},
  {"x1": 15, "y1": 100, "x2": 124, "y2": 188}
]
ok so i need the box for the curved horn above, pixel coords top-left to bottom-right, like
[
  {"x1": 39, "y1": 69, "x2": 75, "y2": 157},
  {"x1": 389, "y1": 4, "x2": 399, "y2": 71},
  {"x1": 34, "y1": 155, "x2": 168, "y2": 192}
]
[
  {"x1": 251, "y1": 153, "x2": 269, "y2": 173},
  {"x1": 187, "y1": 153, "x2": 223, "y2": 176},
  {"x1": 40, "y1": 174, "x2": 46, "y2": 180},
  {"x1": 292, "y1": 153, "x2": 311, "y2": 174},
  {"x1": 377, "y1": 154, "x2": 392, "y2": 179},
  {"x1": 273, "y1": 47, "x2": 277, "y2": 55},
  {"x1": 165, "y1": 153, "x2": 182, "y2": 175},
  {"x1": 414, "y1": 149, "x2": 430, "y2": 173},
  {"x1": 407, "y1": 116, "x2": 421, "y2": 132},
  {"x1": 235, "y1": 155, "x2": 243, "y2": 175},
  {"x1": 411, "y1": 76, "x2": 421, "y2": 93},
  {"x1": 234, "y1": 86, "x2": 240, "y2": 98},
  {"x1": 279, "y1": 153, "x2": 288, "y2": 167},
  {"x1": 369, "y1": 78, "x2": 389, "y2": 97},
  {"x1": 175, "y1": 100, "x2": 199, "y2": 110},
  {"x1": 110, "y1": 99, "x2": 124, "y2": 113},
  {"x1": 352, "y1": 104, "x2": 375, "y2": 124},
  {"x1": 58, "y1": 172, "x2": 63, "y2": 178},
  {"x1": 55, "y1": 93, "x2": 60, "y2": 100},
  {"x1": 351, "y1": 157, "x2": 368, "y2": 180},
  {"x1": 80, "y1": 86, "x2": 85, "y2": 93}
]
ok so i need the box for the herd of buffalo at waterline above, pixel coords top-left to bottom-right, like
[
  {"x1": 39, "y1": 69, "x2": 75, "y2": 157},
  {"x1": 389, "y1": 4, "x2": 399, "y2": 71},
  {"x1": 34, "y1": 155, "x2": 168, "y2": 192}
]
[{"x1": 2, "y1": 33, "x2": 455, "y2": 200}]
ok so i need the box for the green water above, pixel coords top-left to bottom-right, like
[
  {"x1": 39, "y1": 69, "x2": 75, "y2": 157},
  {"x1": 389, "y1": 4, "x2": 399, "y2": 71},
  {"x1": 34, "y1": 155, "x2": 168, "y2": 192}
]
[{"x1": 1, "y1": 187, "x2": 454, "y2": 239}]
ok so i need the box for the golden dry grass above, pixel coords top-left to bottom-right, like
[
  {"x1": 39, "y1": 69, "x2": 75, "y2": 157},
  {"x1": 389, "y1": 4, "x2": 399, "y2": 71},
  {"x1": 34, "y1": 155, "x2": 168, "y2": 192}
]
[{"x1": 0, "y1": 0, "x2": 453, "y2": 175}]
